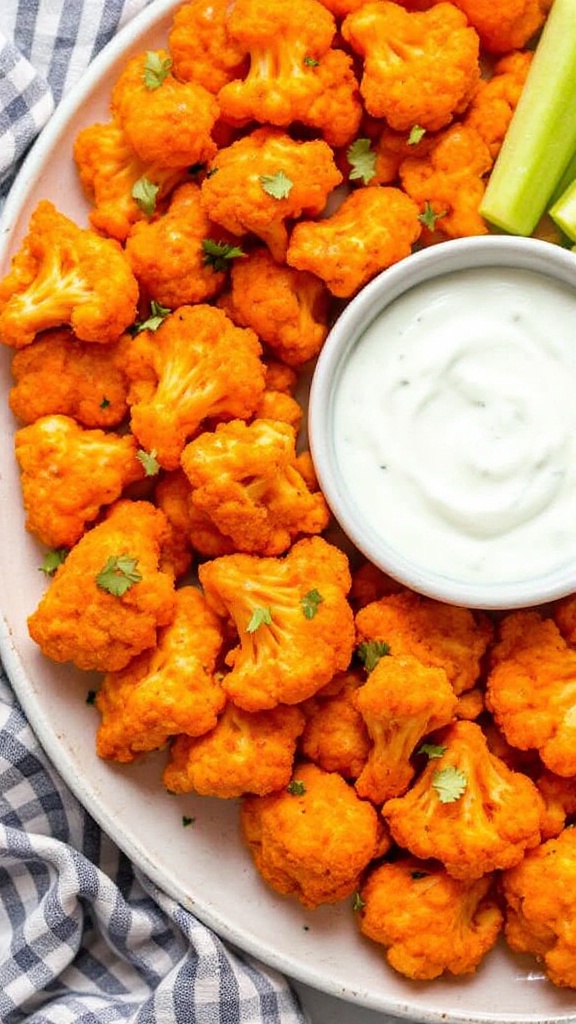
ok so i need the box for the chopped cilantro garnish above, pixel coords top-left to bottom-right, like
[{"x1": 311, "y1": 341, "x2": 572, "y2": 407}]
[
  {"x1": 100, "y1": 397, "x2": 111, "y2": 410},
  {"x1": 85, "y1": 690, "x2": 97, "y2": 706},
  {"x1": 259, "y1": 171, "x2": 294, "y2": 199},
  {"x1": 418, "y1": 742, "x2": 447, "y2": 760},
  {"x1": 136, "y1": 448, "x2": 160, "y2": 476},
  {"x1": 143, "y1": 51, "x2": 172, "y2": 89},
  {"x1": 39, "y1": 548, "x2": 68, "y2": 576},
  {"x1": 357, "y1": 639, "x2": 390, "y2": 672},
  {"x1": 246, "y1": 606, "x2": 273, "y2": 633},
  {"x1": 301, "y1": 588, "x2": 324, "y2": 620},
  {"x1": 411, "y1": 871, "x2": 428, "y2": 879},
  {"x1": 287, "y1": 779, "x2": 306, "y2": 796},
  {"x1": 432, "y1": 765, "x2": 468, "y2": 804},
  {"x1": 303, "y1": 55, "x2": 320, "y2": 67},
  {"x1": 408, "y1": 124, "x2": 426, "y2": 145},
  {"x1": 182, "y1": 815, "x2": 196, "y2": 827},
  {"x1": 202, "y1": 238, "x2": 246, "y2": 272},
  {"x1": 132, "y1": 176, "x2": 159, "y2": 216},
  {"x1": 352, "y1": 892, "x2": 365, "y2": 911},
  {"x1": 134, "y1": 300, "x2": 172, "y2": 333},
  {"x1": 347, "y1": 138, "x2": 377, "y2": 185},
  {"x1": 95, "y1": 555, "x2": 142, "y2": 597},
  {"x1": 418, "y1": 200, "x2": 447, "y2": 231}
]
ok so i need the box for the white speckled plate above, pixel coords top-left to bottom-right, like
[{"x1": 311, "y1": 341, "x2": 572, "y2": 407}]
[{"x1": 1, "y1": 3, "x2": 575, "y2": 1021}]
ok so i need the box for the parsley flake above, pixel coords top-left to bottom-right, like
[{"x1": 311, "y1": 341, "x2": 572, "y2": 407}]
[
  {"x1": 39, "y1": 548, "x2": 68, "y2": 576},
  {"x1": 259, "y1": 171, "x2": 294, "y2": 200},
  {"x1": 352, "y1": 892, "x2": 366, "y2": 911},
  {"x1": 95, "y1": 555, "x2": 142, "y2": 597},
  {"x1": 303, "y1": 55, "x2": 320, "y2": 67},
  {"x1": 357, "y1": 639, "x2": 390, "y2": 672},
  {"x1": 137, "y1": 448, "x2": 160, "y2": 476},
  {"x1": 411, "y1": 871, "x2": 428, "y2": 879},
  {"x1": 287, "y1": 779, "x2": 306, "y2": 796},
  {"x1": 418, "y1": 742, "x2": 447, "y2": 760},
  {"x1": 246, "y1": 606, "x2": 273, "y2": 633},
  {"x1": 347, "y1": 138, "x2": 377, "y2": 185},
  {"x1": 408, "y1": 124, "x2": 426, "y2": 145},
  {"x1": 132, "y1": 176, "x2": 159, "y2": 216},
  {"x1": 182, "y1": 815, "x2": 196, "y2": 827},
  {"x1": 134, "y1": 300, "x2": 172, "y2": 333},
  {"x1": 85, "y1": 689, "x2": 97, "y2": 706},
  {"x1": 143, "y1": 51, "x2": 172, "y2": 89},
  {"x1": 301, "y1": 588, "x2": 324, "y2": 620},
  {"x1": 418, "y1": 200, "x2": 447, "y2": 231},
  {"x1": 202, "y1": 238, "x2": 246, "y2": 272},
  {"x1": 100, "y1": 397, "x2": 111, "y2": 410},
  {"x1": 432, "y1": 765, "x2": 468, "y2": 804}
]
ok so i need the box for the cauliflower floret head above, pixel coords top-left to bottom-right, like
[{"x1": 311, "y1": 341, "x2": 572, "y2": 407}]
[
  {"x1": 463, "y1": 50, "x2": 533, "y2": 160},
  {"x1": 358, "y1": 857, "x2": 503, "y2": 980},
  {"x1": 0, "y1": 201, "x2": 139, "y2": 348},
  {"x1": 168, "y1": 0, "x2": 248, "y2": 93},
  {"x1": 299, "y1": 669, "x2": 371, "y2": 780},
  {"x1": 125, "y1": 304, "x2": 266, "y2": 470},
  {"x1": 163, "y1": 700, "x2": 305, "y2": 798},
  {"x1": 198, "y1": 536, "x2": 355, "y2": 711},
  {"x1": 27, "y1": 499, "x2": 176, "y2": 673},
  {"x1": 341, "y1": 1, "x2": 481, "y2": 132},
  {"x1": 241, "y1": 761, "x2": 381, "y2": 907},
  {"x1": 450, "y1": 0, "x2": 550, "y2": 53},
  {"x1": 287, "y1": 185, "x2": 421, "y2": 298},
  {"x1": 382, "y1": 720, "x2": 543, "y2": 880},
  {"x1": 95, "y1": 585, "x2": 226, "y2": 762}
]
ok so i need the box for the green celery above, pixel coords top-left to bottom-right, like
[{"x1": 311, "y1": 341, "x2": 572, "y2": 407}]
[
  {"x1": 549, "y1": 177, "x2": 576, "y2": 241},
  {"x1": 550, "y1": 148, "x2": 576, "y2": 205},
  {"x1": 479, "y1": 0, "x2": 576, "y2": 236}
]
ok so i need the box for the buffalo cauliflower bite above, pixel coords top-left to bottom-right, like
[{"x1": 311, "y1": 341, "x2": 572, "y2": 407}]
[
  {"x1": 399, "y1": 123, "x2": 493, "y2": 239},
  {"x1": 198, "y1": 536, "x2": 355, "y2": 711},
  {"x1": 341, "y1": 1, "x2": 481, "y2": 132},
  {"x1": 382, "y1": 720, "x2": 543, "y2": 880},
  {"x1": 358, "y1": 857, "x2": 503, "y2": 980},
  {"x1": 464, "y1": 50, "x2": 533, "y2": 160},
  {"x1": 502, "y1": 827, "x2": 576, "y2": 989},
  {"x1": 534, "y1": 770, "x2": 576, "y2": 841},
  {"x1": 73, "y1": 120, "x2": 187, "y2": 242},
  {"x1": 168, "y1": 0, "x2": 247, "y2": 93},
  {"x1": 486, "y1": 610, "x2": 576, "y2": 778},
  {"x1": 355, "y1": 591, "x2": 493, "y2": 696},
  {"x1": 0, "y1": 201, "x2": 139, "y2": 349},
  {"x1": 353, "y1": 653, "x2": 458, "y2": 804},
  {"x1": 240, "y1": 761, "x2": 381, "y2": 907},
  {"x1": 125, "y1": 304, "x2": 266, "y2": 470},
  {"x1": 250, "y1": 359, "x2": 303, "y2": 430},
  {"x1": 450, "y1": 0, "x2": 550, "y2": 53},
  {"x1": 218, "y1": 247, "x2": 330, "y2": 367},
  {"x1": 350, "y1": 560, "x2": 406, "y2": 609},
  {"x1": 95, "y1": 586, "x2": 225, "y2": 763},
  {"x1": 15, "y1": 414, "x2": 145, "y2": 549},
  {"x1": 125, "y1": 182, "x2": 229, "y2": 308},
  {"x1": 163, "y1": 700, "x2": 305, "y2": 798},
  {"x1": 299, "y1": 669, "x2": 371, "y2": 780},
  {"x1": 199, "y1": 127, "x2": 343, "y2": 261},
  {"x1": 286, "y1": 186, "x2": 421, "y2": 298},
  {"x1": 180, "y1": 418, "x2": 329, "y2": 556},
  {"x1": 110, "y1": 50, "x2": 219, "y2": 170},
  {"x1": 27, "y1": 499, "x2": 176, "y2": 673},
  {"x1": 217, "y1": 0, "x2": 362, "y2": 148},
  {"x1": 9, "y1": 328, "x2": 131, "y2": 428}
]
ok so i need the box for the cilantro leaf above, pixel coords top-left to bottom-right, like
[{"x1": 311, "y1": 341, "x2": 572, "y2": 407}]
[
  {"x1": 132, "y1": 176, "x2": 159, "y2": 216},
  {"x1": 432, "y1": 765, "x2": 468, "y2": 804},
  {"x1": 418, "y1": 742, "x2": 447, "y2": 760},
  {"x1": 259, "y1": 171, "x2": 294, "y2": 200},
  {"x1": 182, "y1": 815, "x2": 196, "y2": 827},
  {"x1": 85, "y1": 689, "x2": 97, "y2": 706},
  {"x1": 418, "y1": 200, "x2": 447, "y2": 231},
  {"x1": 95, "y1": 555, "x2": 142, "y2": 597},
  {"x1": 39, "y1": 548, "x2": 68, "y2": 576},
  {"x1": 352, "y1": 891, "x2": 365, "y2": 911},
  {"x1": 408, "y1": 124, "x2": 426, "y2": 145},
  {"x1": 347, "y1": 138, "x2": 377, "y2": 185},
  {"x1": 301, "y1": 588, "x2": 324, "y2": 620},
  {"x1": 100, "y1": 396, "x2": 111, "y2": 410},
  {"x1": 134, "y1": 300, "x2": 172, "y2": 333},
  {"x1": 143, "y1": 51, "x2": 172, "y2": 89},
  {"x1": 287, "y1": 779, "x2": 306, "y2": 795},
  {"x1": 137, "y1": 448, "x2": 160, "y2": 476},
  {"x1": 201, "y1": 238, "x2": 246, "y2": 272},
  {"x1": 303, "y1": 55, "x2": 320, "y2": 67},
  {"x1": 246, "y1": 606, "x2": 273, "y2": 633},
  {"x1": 357, "y1": 639, "x2": 390, "y2": 672}
]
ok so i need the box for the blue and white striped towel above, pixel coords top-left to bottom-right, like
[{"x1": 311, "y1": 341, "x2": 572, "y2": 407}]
[{"x1": 0, "y1": 3, "x2": 308, "y2": 1020}]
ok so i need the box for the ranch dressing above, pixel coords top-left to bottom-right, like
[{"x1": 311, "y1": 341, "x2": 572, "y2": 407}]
[{"x1": 333, "y1": 266, "x2": 576, "y2": 585}]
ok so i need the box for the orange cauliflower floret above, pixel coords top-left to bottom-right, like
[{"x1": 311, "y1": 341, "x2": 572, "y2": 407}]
[
  {"x1": 299, "y1": 669, "x2": 371, "y2": 780},
  {"x1": 358, "y1": 857, "x2": 503, "y2": 980},
  {"x1": 502, "y1": 827, "x2": 576, "y2": 989},
  {"x1": 9, "y1": 328, "x2": 131, "y2": 428},
  {"x1": 218, "y1": 247, "x2": 330, "y2": 367},
  {"x1": 382, "y1": 720, "x2": 543, "y2": 880},
  {"x1": 199, "y1": 127, "x2": 343, "y2": 261},
  {"x1": 95, "y1": 586, "x2": 225, "y2": 763},
  {"x1": 241, "y1": 761, "x2": 381, "y2": 907},
  {"x1": 353, "y1": 652, "x2": 458, "y2": 804},
  {"x1": 355, "y1": 591, "x2": 493, "y2": 696},
  {"x1": 350, "y1": 559, "x2": 406, "y2": 609},
  {"x1": 180, "y1": 418, "x2": 329, "y2": 556},
  {"x1": 168, "y1": 0, "x2": 247, "y2": 93},
  {"x1": 125, "y1": 182, "x2": 229, "y2": 308},
  {"x1": 534, "y1": 769, "x2": 576, "y2": 841},
  {"x1": 486, "y1": 610, "x2": 576, "y2": 778},
  {"x1": 251, "y1": 359, "x2": 303, "y2": 430},
  {"x1": 155, "y1": 467, "x2": 235, "y2": 560},
  {"x1": 399, "y1": 123, "x2": 493, "y2": 239},
  {"x1": 341, "y1": 1, "x2": 481, "y2": 132},
  {"x1": 125, "y1": 304, "x2": 265, "y2": 470},
  {"x1": 27, "y1": 499, "x2": 176, "y2": 673},
  {"x1": 110, "y1": 49, "x2": 219, "y2": 170},
  {"x1": 0, "y1": 201, "x2": 139, "y2": 349},
  {"x1": 287, "y1": 186, "x2": 421, "y2": 298},
  {"x1": 464, "y1": 50, "x2": 533, "y2": 160},
  {"x1": 450, "y1": 0, "x2": 550, "y2": 53},
  {"x1": 199, "y1": 536, "x2": 355, "y2": 711},
  {"x1": 73, "y1": 120, "x2": 187, "y2": 242},
  {"x1": 14, "y1": 414, "x2": 145, "y2": 549},
  {"x1": 163, "y1": 700, "x2": 305, "y2": 798},
  {"x1": 217, "y1": 0, "x2": 361, "y2": 148}
]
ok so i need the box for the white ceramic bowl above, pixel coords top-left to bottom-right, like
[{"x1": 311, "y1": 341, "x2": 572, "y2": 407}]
[{"x1": 309, "y1": 235, "x2": 576, "y2": 610}]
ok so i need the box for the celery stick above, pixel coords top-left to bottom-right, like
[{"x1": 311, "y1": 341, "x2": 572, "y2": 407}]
[
  {"x1": 549, "y1": 177, "x2": 576, "y2": 241},
  {"x1": 550, "y1": 148, "x2": 576, "y2": 205},
  {"x1": 479, "y1": 0, "x2": 576, "y2": 236}
]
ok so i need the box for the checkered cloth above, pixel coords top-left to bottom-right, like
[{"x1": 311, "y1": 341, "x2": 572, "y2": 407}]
[{"x1": 0, "y1": 3, "x2": 308, "y2": 1021}]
